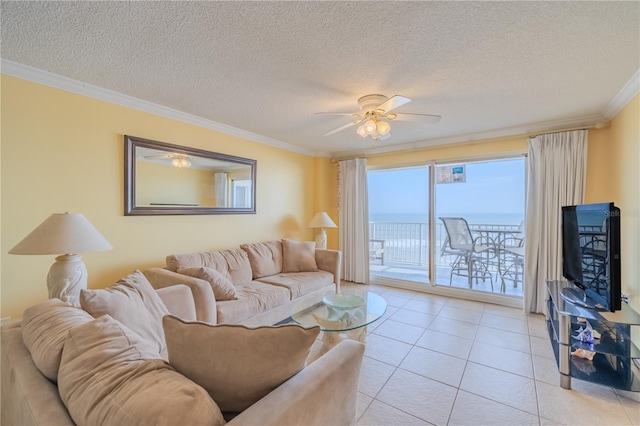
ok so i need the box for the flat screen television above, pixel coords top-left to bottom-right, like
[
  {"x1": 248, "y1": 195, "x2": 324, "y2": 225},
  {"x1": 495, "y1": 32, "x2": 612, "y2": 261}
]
[{"x1": 562, "y1": 202, "x2": 621, "y2": 312}]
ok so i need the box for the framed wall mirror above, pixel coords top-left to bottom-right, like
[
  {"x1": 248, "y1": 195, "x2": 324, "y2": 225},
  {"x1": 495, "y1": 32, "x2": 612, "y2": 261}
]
[{"x1": 124, "y1": 135, "x2": 256, "y2": 215}]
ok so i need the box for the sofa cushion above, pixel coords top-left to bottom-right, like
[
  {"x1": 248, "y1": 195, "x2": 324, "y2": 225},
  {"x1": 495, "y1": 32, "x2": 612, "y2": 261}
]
[
  {"x1": 177, "y1": 266, "x2": 238, "y2": 301},
  {"x1": 240, "y1": 240, "x2": 283, "y2": 279},
  {"x1": 21, "y1": 299, "x2": 94, "y2": 382},
  {"x1": 256, "y1": 271, "x2": 334, "y2": 298},
  {"x1": 58, "y1": 315, "x2": 225, "y2": 426},
  {"x1": 282, "y1": 239, "x2": 318, "y2": 272},
  {"x1": 163, "y1": 315, "x2": 320, "y2": 413},
  {"x1": 80, "y1": 270, "x2": 170, "y2": 356},
  {"x1": 167, "y1": 248, "x2": 253, "y2": 284},
  {"x1": 216, "y1": 281, "x2": 291, "y2": 324}
]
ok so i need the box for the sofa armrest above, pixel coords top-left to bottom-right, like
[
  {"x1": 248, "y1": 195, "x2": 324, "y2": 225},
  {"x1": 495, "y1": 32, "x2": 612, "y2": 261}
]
[
  {"x1": 315, "y1": 249, "x2": 341, "y2": 290},
  {"x1": 143, "y1": 268, "x2": 217, "y2": 324},
  {"x1": 229, "y1": 339, "x2": 364, "y2": 426},
  {"x1": 156, "y1": 285, "x2": 197, "y2": 321}
]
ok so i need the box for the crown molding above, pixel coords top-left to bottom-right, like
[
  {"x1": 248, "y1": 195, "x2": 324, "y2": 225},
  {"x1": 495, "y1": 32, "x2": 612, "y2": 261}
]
[
  {"x1": 331, "y1": 114, "x2": 604, "y2": 158},
  {"x1": 602, "y1": 68, "x2": 640, "y2": 120},
  {"x1": 1, "y1": 59, "x2": 315, "y2": 156}
]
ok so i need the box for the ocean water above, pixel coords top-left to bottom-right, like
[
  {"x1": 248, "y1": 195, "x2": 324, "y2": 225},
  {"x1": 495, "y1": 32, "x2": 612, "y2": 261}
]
[{"x1": 370, "y1": 212, "x2": 524, "y2": 226}]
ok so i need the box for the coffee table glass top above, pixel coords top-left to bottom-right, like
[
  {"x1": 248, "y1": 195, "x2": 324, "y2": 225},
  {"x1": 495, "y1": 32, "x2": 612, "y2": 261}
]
[{"x1": 291, "y1": 290, "x2": 387, "y2": 332}]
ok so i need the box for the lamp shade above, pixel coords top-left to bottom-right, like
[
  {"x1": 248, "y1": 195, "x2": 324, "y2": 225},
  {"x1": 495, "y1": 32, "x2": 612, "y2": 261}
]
[
  {"x1": 9, "y1": 213, "x2": 113, "y2": 255},
  {"x1": 308, "y1": 212, "x2": 337, "y2": 229}
]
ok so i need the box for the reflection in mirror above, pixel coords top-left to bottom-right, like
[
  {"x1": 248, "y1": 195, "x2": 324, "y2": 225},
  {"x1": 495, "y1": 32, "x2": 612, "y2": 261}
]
[{"x1": 125, "y1": 136, "x2": 256, "y2": 215}]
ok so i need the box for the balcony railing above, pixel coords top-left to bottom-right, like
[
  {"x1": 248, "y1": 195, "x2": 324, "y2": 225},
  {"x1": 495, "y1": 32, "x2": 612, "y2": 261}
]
[{"x1": 368, "y1": 221, "x2": 521, "y2": 270}]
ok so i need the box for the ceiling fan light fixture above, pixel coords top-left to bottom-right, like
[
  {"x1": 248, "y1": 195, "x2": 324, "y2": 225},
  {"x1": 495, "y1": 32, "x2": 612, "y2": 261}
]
[
  {"x1": 363, "y1": 119, "x2": 377, "y2": 135},
  {"x1": 356, "y1": 124, "x2": 368, "y2": 138},
  {"x1": 376, "y1": 120, "x2": 391, "y2": 135},
  {"x1": 172, "y1": 156, "x2": 191, "y2": 168}
]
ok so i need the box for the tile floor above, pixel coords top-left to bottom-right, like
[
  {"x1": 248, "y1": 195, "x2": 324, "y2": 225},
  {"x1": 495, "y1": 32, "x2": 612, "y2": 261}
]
[{"x1": 335, "y1": 283, "x2": 639, "y2": 426}]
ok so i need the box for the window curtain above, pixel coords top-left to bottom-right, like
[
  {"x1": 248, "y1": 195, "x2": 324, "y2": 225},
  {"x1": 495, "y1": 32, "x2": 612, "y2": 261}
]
[
  {"x1": 214, "y1": 172, "x2": 228, "y2": 207},
  {"x1": 339, "y1": 158, "x2": 370, "y2": 283},
  {"x1": 524, "y1": 130, "x2": 588, "y2": 313}
]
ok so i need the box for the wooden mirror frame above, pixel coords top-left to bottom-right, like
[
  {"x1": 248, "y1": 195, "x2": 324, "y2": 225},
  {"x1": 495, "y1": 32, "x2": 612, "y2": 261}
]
[{"x1": 124, "y1": 135, "x2": 257, "y2": 215}]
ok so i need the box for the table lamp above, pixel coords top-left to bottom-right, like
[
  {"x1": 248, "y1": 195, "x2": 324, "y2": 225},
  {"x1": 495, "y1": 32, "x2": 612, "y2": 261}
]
[
  {"x1": 308, "y1": 212, "x2": 337, "y2": 249},
  {"x1": 9, "y1": 212, "x2": 113, "y2": 306}
]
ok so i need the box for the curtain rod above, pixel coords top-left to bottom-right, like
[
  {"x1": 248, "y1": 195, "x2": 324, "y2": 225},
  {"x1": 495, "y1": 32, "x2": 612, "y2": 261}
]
[{"x1": 528, "y1": 122, "x2": 608, "y2": 139}]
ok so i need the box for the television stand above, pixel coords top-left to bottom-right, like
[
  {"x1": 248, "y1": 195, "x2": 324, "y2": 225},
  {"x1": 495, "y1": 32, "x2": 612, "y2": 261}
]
[
  {"x1": 560, "y1": 287, "x2": 607, "y2": 311},
  {"x1": 546, "y1": 280, "x2": 640, "y2": 391}
]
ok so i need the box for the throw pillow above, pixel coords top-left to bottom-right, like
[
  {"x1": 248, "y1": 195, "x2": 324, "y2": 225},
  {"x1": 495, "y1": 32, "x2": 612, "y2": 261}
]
[
  {"x1": 163, "y1": 315, "x2": 320, "y2": 412},
  {"x1": 177, "y1": 266, "x2": 238, "y2": 301},
  {"x1": 282, "y1": 239, "x2": 318, "y2": 272},
  {"x1": 58, "y1": 315, "x2": 225, "y2": 426},
  {"x1": 21, "y1": 298, "x2": 94, "y2": 382},
  {"x1": 80, "y1": 270, "x2": 170, "y2": 355},
  {"x1": 240, "y1": 240, "x2": 283, "y2": 278}
]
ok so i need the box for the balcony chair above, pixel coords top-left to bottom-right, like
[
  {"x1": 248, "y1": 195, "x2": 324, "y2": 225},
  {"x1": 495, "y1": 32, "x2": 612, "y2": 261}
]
[
  {"x1": 369, "y1": 239, "x2": 385, "y2": 265},
  {"x1": 498, "y1": 234, "x2": 525, "y2": 292},
  {"x1": 439, "y1": 217, "x2": 495, "y2": 290}
]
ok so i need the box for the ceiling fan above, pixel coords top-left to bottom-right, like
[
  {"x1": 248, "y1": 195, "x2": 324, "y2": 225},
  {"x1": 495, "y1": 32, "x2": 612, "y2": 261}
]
[
  {"x1": 143, "y1": 152, "x2": 192, "y2": 168},
  {"x1": 316, "y1": 94, "x2": 441, "y2": 141}
]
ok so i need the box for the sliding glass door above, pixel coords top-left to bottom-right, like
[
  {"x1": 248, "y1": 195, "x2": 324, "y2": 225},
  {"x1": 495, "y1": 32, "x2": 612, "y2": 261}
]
[
  {"x1": 368, "y1": 156, "x2": 526, "y2": 299},
  {"x1": 368, "y1": 166, "x2": 431, "y2": 284}
]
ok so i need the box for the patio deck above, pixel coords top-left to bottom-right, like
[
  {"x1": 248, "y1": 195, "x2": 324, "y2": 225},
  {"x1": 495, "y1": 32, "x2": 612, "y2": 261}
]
[{"x1": 369, "y1": 259, "x2": 523, "y2": 297}]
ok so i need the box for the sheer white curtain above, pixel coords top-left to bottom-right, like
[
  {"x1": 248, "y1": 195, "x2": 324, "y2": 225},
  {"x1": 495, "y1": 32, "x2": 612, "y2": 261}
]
[
  {"x1": 339, "y1": 158, "x2": 370, "y2": 283},
  {"x1": 524, "y1": 130, "x2": 588, "y2": 313},
  {"x1": 214, "y1": 172, "x2": 228, "y2": 207}
]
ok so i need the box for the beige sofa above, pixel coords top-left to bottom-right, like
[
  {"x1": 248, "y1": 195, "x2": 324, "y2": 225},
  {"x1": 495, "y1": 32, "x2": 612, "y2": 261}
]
[
  {"x1": 1, "y1": 282, "x2": 364, "y2": 426},
  {"x1": 144, "y1": 239, "x2": 341, "y2": 326}
]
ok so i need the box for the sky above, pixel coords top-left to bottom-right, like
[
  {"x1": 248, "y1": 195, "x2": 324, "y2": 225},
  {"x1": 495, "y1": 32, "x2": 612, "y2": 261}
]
[{"x1": 368, "y1": 158, "x2": 526, "y2": 221}]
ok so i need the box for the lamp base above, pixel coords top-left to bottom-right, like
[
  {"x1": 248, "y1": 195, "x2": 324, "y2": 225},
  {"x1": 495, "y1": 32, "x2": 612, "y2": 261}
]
[
  {"x1": 315, "y1": 228, "x2": 327, "y2": 250},
  {"x1": 47, "y1": 254, "x2": 87, "y2": 306}
]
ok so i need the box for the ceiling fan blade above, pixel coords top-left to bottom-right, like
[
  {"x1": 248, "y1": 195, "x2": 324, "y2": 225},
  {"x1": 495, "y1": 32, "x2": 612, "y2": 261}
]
[
  {"x1": 376, "y1": 95, "x2": 411, "y2": 114},
  {"x1": 323, "y1": 120, "x2": 361, "y2": 136},
  {"x1": 315, "y1": 112, "x2": 361, "y2": 116},
  {"x1": 393, "y1": 113, "x2": 442, "y2": 123}
]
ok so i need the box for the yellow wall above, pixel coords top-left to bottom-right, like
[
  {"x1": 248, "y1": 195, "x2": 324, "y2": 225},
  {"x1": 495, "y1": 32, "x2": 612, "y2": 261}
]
[
  {"x1": 603, "y1": 95, "x2": 639, "y2": 313},
  {"x1": 1, "y1": 75, "x2": 317, "y2": 319}
]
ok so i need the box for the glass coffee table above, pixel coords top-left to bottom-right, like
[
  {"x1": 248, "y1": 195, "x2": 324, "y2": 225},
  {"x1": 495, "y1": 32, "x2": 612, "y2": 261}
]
[{"x1": 292, "y1": 290, "x2": 387, "y2": 355}]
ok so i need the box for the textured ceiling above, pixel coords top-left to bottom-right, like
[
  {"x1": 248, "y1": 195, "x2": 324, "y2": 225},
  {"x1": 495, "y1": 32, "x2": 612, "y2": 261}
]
[{"x1": 1, "y1": 1, "x2": 639, "y2": 156}]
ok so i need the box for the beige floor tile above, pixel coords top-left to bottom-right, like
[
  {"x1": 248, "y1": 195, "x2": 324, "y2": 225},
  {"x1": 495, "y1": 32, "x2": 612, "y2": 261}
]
[
  {"x1": 379, "y1": 287, "x2": 417, "y2": 300},
  {"x1": 475, "y1": 325, "x2": 531, "y2": 353},
  {"x1": 532, "y1": 355, "x2": 560, "y2": 385},
  {"x1": 483, "y1": 303, "x2": 527, "y2": 320},
  {"x1": 428, "y1": 316, "x2": 479, "y2": 339},
  {"x1": 379, "y1": 293, "x2": 410, "y2": 308},
  {"x1": 372, "y1": 319, "x2": 425, "y2": 345},
  {"x1": 460, "y1": 362, "x2": 538, "y2": 415},
  {"x1": 358, "y1": 356, "x2": 396, "y2": 398},
  {"x1": 364, "y1": 333, "x2": 413, "y2": 366},
  {"x1": 539, "y1": 417, "x2": 564, "y2": 425},
  {"x1": 357, "y1": 400, "x2": 429, "y2": 426},
  {"x1": 480, "y1": 312, "x2": 529, "y2": 334},
  {"x1": 376, "y1": 369, "x2": 458, "y2": 425},
  {"x1": 356, "y1": 392, "x2": 373, "y2": 421},
  {"x1": 415, "y1": 329, "x2": 474, "y2": 360},
  {"x1": 410, "y1": 292, "x2": 450, "y2": 305},
  {"x1": 469, "y1": 341, "x2": 533, "y2": 378},
  {"x1": 536, "y1": 380, "x2": 633, "y2": 425},
  {"x1": 449, "y1": 390, "x2": 539, "y2": 426},
  {"x1": 389, "y1": 308, "x2": 435, "y2": 328},
  {"x1": 527, "y1": 312, "x2": 547, "y2": 324},
  {"x1": 439, "y1": 305, "x2": 484, "y2": 324},
  {"x1": 446, "y1": 298, "x2": 486, "y2": 312},
  {"x1": 530, "y1": 335, "x2": 555, "y2": 359},
  {"x1": 528, "y1": 320, "x2": 549, "y2": 338},
  {"x1": 618, "y1": 395, "x2": 640, "y2": 425},
  {"x1": 403, "y1": 298, "x2": 445, "y2": 316},
  {"x1": 400, "y1": 346, "x2": 467, "y2": 387}
]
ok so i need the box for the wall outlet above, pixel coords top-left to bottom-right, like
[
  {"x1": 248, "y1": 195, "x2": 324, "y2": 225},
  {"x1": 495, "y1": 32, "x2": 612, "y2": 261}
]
[{"x1": 621, "y1": 293, "x2": 630, "y2": 304}]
